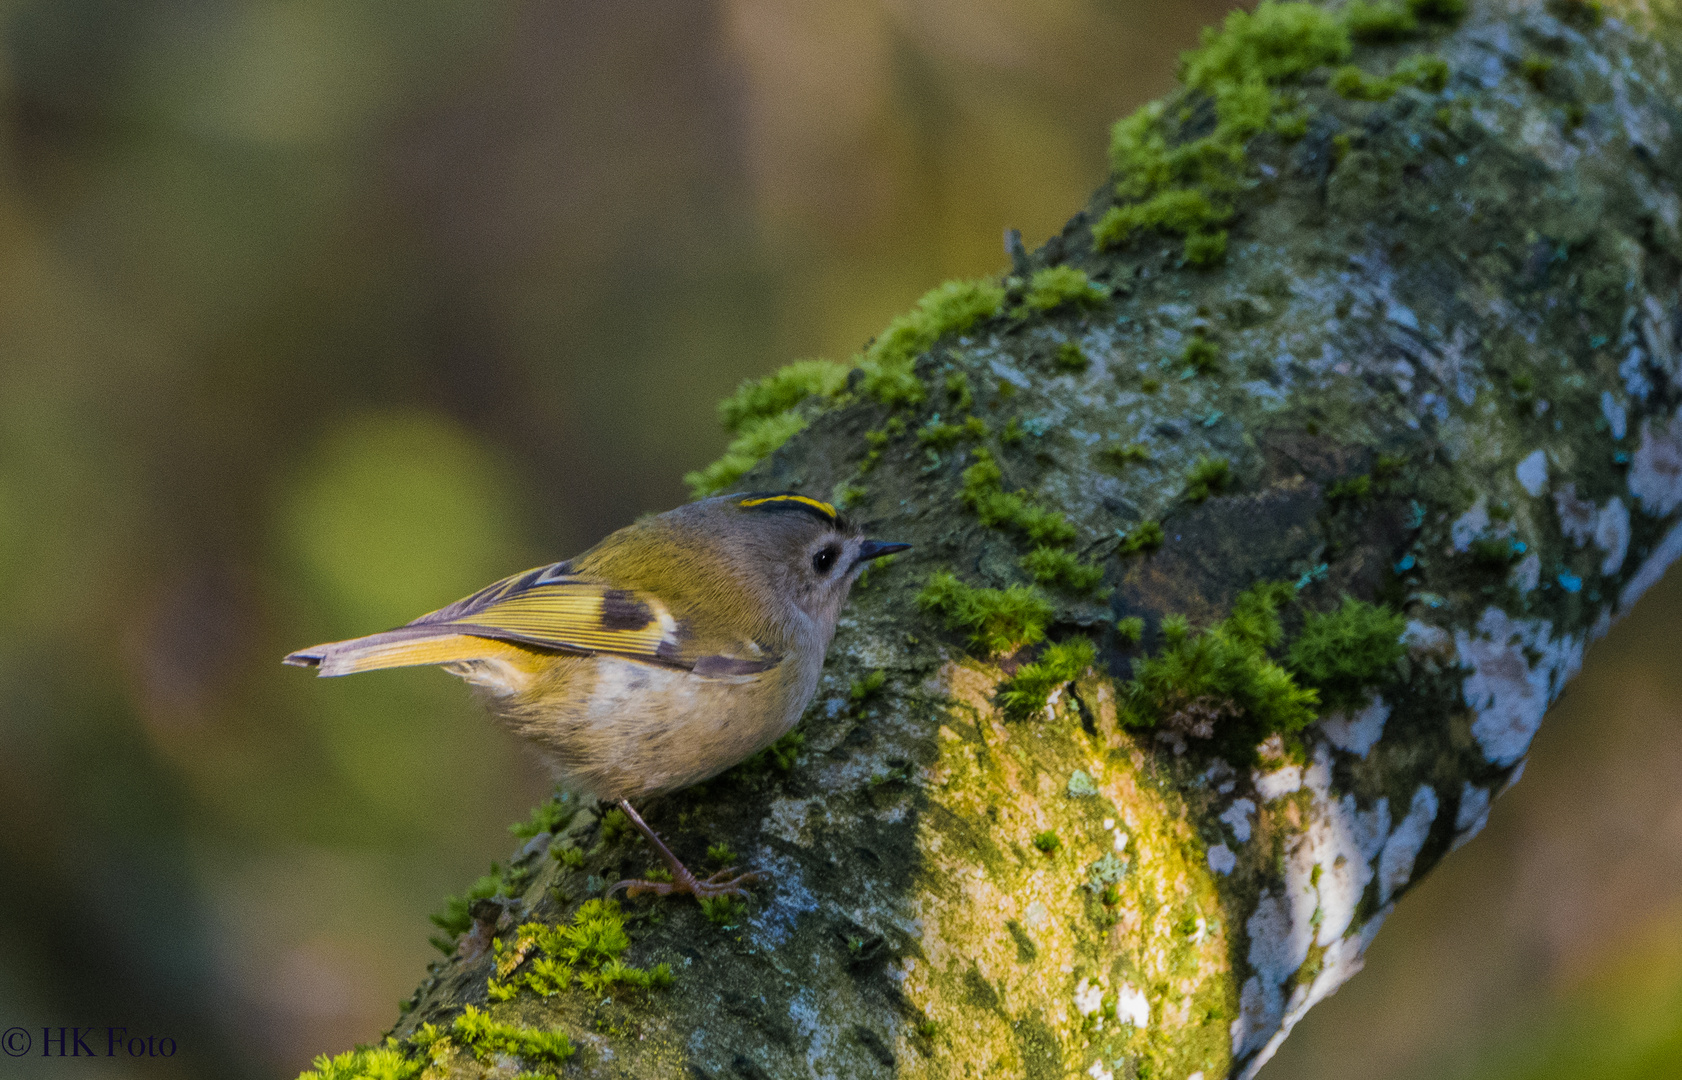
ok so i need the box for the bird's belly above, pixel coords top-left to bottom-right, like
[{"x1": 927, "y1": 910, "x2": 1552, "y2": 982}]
[{"x1": 508, "y1": 656, "x2": 809, "y2": 802}]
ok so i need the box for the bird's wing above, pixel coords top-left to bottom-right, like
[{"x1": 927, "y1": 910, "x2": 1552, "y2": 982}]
[{"x1": 284, "y1": 562, "x2": 779, "y2": 678}]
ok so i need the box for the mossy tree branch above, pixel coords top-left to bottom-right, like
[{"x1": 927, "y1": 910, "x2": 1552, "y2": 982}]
[{"x1": 314, "y1": 1, "x2": 1682, "y2": 1077}]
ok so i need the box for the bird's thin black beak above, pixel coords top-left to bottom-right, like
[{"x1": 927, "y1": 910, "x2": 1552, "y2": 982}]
[{"x1": 858, "y1": 539, "x2": 911, "y2": 562}]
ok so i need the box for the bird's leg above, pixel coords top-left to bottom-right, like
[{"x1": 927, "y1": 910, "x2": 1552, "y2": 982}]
[{"x1": 606, "y1": 799, "x2": 762, "y2": 901}]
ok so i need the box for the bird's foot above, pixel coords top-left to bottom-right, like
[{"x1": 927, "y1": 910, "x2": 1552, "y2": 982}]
[{"x1": 609, "y1": 867, "x2": 763, "y2": 900}]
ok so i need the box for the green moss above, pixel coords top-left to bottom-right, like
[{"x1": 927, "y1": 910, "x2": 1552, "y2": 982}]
[
  {"x1": 552, "y1": 845, "x2": 585, "y2": 870},
  {"x1": 1094, "y1": 189, "x2": 1230, "y2": 250},
  {"x1": 1185, "y1": 456, "x2": 1231, "y2": 502},
  {"x1": 1116, "y1": 616, "x2": 1145, "y2": 644},
  {"x1": 1119, "y1": 520, "x2": 1165, "y2": 554},
  {"x1": 1407, "y1": 0, "x2": 1466, "y2": 23},
  {"x1": 1183, "y1": 3, "x2": 1351, "y2": 89},
  {"x1": 1326, "y1": 474, "x2": 1372, "y2": 503},
  {"x1": 850, "y1": 669, "x2": 886, "y2": 705},
  {"x1": 1469, "y1": 535, "x2": 1527, "y2": 568},
  {"x1": 686, "y1": 360, "x2": 853, "y2": 498},
  {"x1": 858, "y1": 279, "x2": 1006, "y2": 406},
  {"x1": 999, "y1": 637, "x2": 1099, "y2": 718},
  {"x1": 1287, "y1": 597, "x2": 1408, "y2": 712},
  {"x1": 429, "y1": 867, "x2": 512, "y2": 952},
  {"x1": 918, "y1": 570, "x2": 1054, "y2": 656},
  {"x1": 1547, "y1": 0, "x2": 1604, "y2": 27},
  {"x1": 1519, "y1": 54, "x2": 1555, "y2": 92},
  {"x1": 486, "y1": 899, "x2": 673, "y2": 1005},
  {"x1": 298, "y1": 1042, "x2": 422, "y2": 1080},
  {"x1": 959, "y1": 448, "x2": 1079, "y2": 546},
  {"x1": 717, "y1": 360, "x2": 850, "y2": 434},
  {"x1": 1332, "y1": 55, "x2": 1448, "y2": 101},
  {"x1": 1018, "y1": 265, "x2": 1111, "y2": 314},
  {"x1": 599, "y1": 808, "x2": 632, "y2": 845},
  {"x1": 1032, "y1": 831, "x2": 1063, "y2": 854},
  {"x1": 1127, "y1": 582, "x2": 1320, "y2": 739},
  {"x1": 918, "y1": 414, "x2": 989, "y2": 449},
  {"x1": 706, "y1": 841, "x2": 737, "y2": 865},
  {"x1": 1021, "y1": 546, "x2": 1106, "y2": 595},
  {"x1": 452, "y1": 1006, "x2": 575, "y2": 1072},
  {"x1": 510, "y1": 795, "x2": 574, "y2": 840},
  {"x1": 684, "y1": 410, "x2": 809, "y2": 497},
  {"x1": 701, "y1": 895, "x2": 748, "y2": 927},
  {"x1": 1140, "y1": 376, "x2": 1162, "y2": 393},
  {"x1": 1184, "y1": 230, "x2": 1230, "y2": 267},
  {"x1": 945, "y1": 371, "x2": 974, "y2": 411},
  {"x1": 1273, "y1": 110, "x2": 1310, "y2": 140},
  {"x1": 1182, "y1": 335, "x2": 1221, "y2": 375},
  {"x1": 1056, "y1": 342, "x2": 1091, "y2": 371},
  {"x1": 1101, "y1": 442, "x2": 1151, "y2": 468},
  {"x1": 1344, "y1": 1, "x2": 1418, "y2": 42},
  {"x1": 742, "y1": 729, "x2": 805, "y2": 773}
]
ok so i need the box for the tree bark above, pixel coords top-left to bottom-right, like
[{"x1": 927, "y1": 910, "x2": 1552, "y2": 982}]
[{"x1": 371, "y1": 2, "x2": 1682, "y2": 1077}]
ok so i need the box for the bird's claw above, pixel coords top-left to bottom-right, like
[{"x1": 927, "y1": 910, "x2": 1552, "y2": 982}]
[{"x1": 607, "y1": 868, "x2": 764, "y2": 901}]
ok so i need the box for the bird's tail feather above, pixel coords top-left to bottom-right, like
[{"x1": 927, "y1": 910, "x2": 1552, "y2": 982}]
[{"x1": 283, "y1": 627, "x2": 544, "y2": 677}]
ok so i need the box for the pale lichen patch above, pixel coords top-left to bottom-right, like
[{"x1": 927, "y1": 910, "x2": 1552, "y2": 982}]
[
  {"x1": 1456, "y1": 607, "x2": 1585, "y2": 766},
  {"x1": 1317, "y1": 696, "x2": 1389, "y2": 758},
  {"x1": 1630, "y1": 411, "x2": 1682, "y2": 516},
  {"x1": 1377, "y1": 785, "x2": 1440, "y2": 904}
]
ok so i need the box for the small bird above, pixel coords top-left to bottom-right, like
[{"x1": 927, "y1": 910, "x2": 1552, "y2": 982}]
[{"x1": 285, "y1": 492, "x2": 908, "y2": 900}]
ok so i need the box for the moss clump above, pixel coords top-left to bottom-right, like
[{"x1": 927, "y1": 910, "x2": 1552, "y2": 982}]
[
  {"x1": 706, "y1": 841, "x2": 737, "y2": 865},
  {"x1": 1519, "y1": 54, "x2": 1555, "y2": 92},
  {"x1": 1021, "y1": 546, "x2": 1107, "y2": 595},
  {"x1": 701, "y1": 895, "x2": 748, "y2": 927},
  {"x1": 1126, "y1": 583, "x2": 1320, "y2": 739},
  {"x1": 1331, "y1": 54, "x2": 1449, "y2": 101},
  {"x1": 1547, "y1": 0, "x2": 1604, "y2": 27},
  {"x1": 1344, "y1": 1, "x2": 1418, "y2": 42},
  {"x1": 1095, "y1": 2, "x2": 1356, "y2": 263},
  {"x1": 918, "y1": 571, "x2": 1054, "y2": 656},
  {"x1": 1408, "y1": 0, "x2": 1467, "y2": 23},
  {"x1": 999, "y1": 637, "x2": 1099, "y2": 717},
  {"x1": 298, "y1": 1042, "x2": 422, "y2": 1080},
  {"x1": 684, "y1": 410, "x2": 809, "y2": 497},
  {"x1": 850, "y1": 669, "x2": 886, "y2": 706},
  {"x1": 599, "y1": 808, "x2": 632, "y2": 844},
  {"x1": 1287, "y1": 597, "x2": 1407, "y2": 712},
  {"x1": 1032, "y1": 831, "x2": 1063, "y2": 854},
  {"x1": 945, "y1": 371, "x2": 974, "y2": 411},
  {"x1": 1018, "y1": 265, "x2": 1110, "y2": 313},
  {"x1": 487, "y1": 899, "x2": 674, "y2": 1003},
  {"x1": 552, "y1": 845, "x2": 585, "y2": 870},
  {"x1": 430, "y1": 866, "x2": 517, "y2": 953},
  {"x1": 510, "y1": 794, "x2": 574, "y2": 840},
  {"x1": 716, "y1": 359, "x2": 851, "y2": 433},
  {"x1": 1119, "y1": 520, "x2": 1165, "y2": 554},
  {"x1": 451, "y1": 1006, "x2": 575, "y2": 1073},
  {"x1": 1185, "y1": 456, "x2": 1231, "y2": 502},
  {"x1": 859, "y1": 279, "x2": 1006, "y2": 406},
  {"x1": 1101, "y1": 442, "x2": 1151, "y2": 467},
  {"x1": 1056, "y1": 341, "x2": 1091, "y2": 371},
  {"x1": 686, "y1": 360, "x2": 852, "y2": 497},
  {"x1": 1469, "y1": 535, "x2": 1526, "y2": 568},
  {"x1": 1182, "y1": 335, "x2": 1221, "y2": 375},
  {"x1": 1326, "y1": 474, "x2": 1372, "y2": 504},
  {"x1": 959, "y1": 448, "x2": 1079, "y2": 546},
  {"x1": 742, "y1": 729, "x2": 805, "y2": 773},
  {"x1": 917, "y1": 415, "x2": 988, "y2": 449},
  {"x1": 1183, "y1": 3, "x2": 1352, "y2": 88},
  {"x1": 1116, "y1": 616, "x2": 1145, "y2": 644}
]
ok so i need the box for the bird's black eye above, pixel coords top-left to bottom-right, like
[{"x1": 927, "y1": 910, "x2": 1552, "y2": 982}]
[{"x1": 812, "y1": 545, "x2": 839, "y2": 574}]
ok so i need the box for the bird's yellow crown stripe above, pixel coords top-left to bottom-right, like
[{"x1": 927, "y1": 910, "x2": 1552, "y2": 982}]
[{"x1": 737, "y1": 494, "x2": 837, "y2": 520}]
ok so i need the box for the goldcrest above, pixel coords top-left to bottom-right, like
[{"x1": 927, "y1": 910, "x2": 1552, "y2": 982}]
[{"x1": 285, "y1": 492, "x2": 908, "y2": 899}]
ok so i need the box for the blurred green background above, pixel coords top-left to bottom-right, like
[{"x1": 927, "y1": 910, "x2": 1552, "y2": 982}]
[{"x1": 0, "y1": 1, "x2": 1676, "y2": 1078}]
